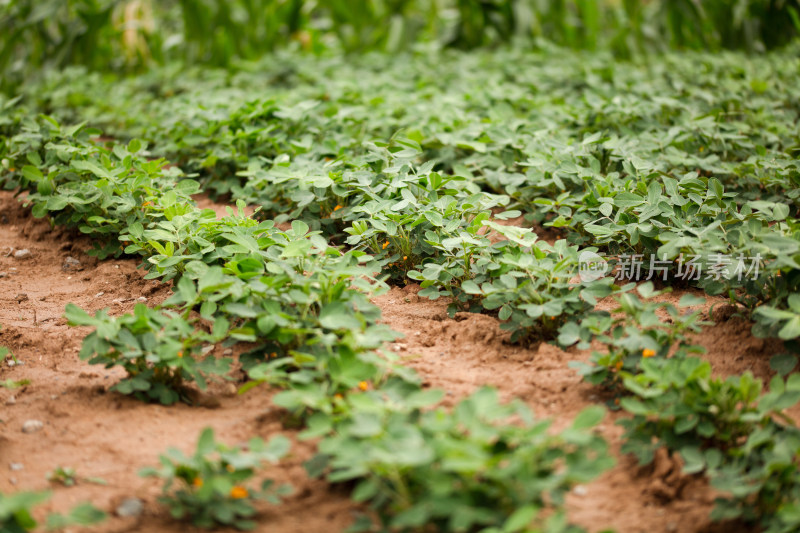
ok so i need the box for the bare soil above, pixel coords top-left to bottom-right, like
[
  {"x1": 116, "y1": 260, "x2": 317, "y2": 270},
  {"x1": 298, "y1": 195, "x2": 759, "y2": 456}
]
[{"x1": 0, "y1": 190, "x2": 792, "y2": 533}]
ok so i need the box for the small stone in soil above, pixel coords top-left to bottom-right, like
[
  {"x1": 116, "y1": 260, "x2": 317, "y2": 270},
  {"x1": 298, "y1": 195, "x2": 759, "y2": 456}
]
[
  {"x1": 14, "y1": 293, "x2": 28, "y2": 303},
  {"x1": 13, "y1": 249, "x2": 31, "y2": 259},
  {"x1": 9, "y1": 462, "x2": 23, "y2": 471},
  {"x1": 21, "y1": 420, "x2": 44, "y2": 433},
  {"x1": 116, "y1": 498, "x2": 144, "y2": 518},
  {"x1": 62, "y1": 256, "x2": 82, "y2": 271},
  {"x1": 572, "y1": 485, "x2": 588, "y2": 496},
  {"x1": 95, "y1": 291, "x2": 105, "y2": 298},
  {"x1": 6, "y1": 396, "x2": 15, "y2": 405},
  {"x1": 137, "y1": 296, "x2": 147, "y2": 302},
  {"x1": 0, "y1": 272, "x2": 6, "y2": 278},
  {"x1": 222, "y1": 349, "x2": 233, "y2": 356}
]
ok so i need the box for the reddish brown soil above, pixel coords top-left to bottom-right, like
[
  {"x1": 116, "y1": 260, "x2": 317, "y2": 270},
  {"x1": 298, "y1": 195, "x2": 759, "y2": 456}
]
[
  {"x1": 0, "y1": 192, "x2": 357, "y2": 532},
  {"x1": 1, "y1": 190, "x2": 793, "y2": 533}
]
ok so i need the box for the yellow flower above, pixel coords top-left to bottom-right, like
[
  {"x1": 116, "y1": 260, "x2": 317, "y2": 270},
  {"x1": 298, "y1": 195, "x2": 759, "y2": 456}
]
[
  {"x1": 269, "y1": 352, "x2": 277, "y2": 358},
  {"x1": 230, "y1": 486, "x2": 249, "y2": 499},
  {"x1": 333, "y1": 205, "x2": 343, "y2": 211},
  {"x1": 642, "y1": 349, "x2": 656, "y2": 358},
  {"x1": 192, "y1": 477, "x2": 203, "y2": 488},
  {"x1": 177, "y1": 350, "x2": 184, "y2": 358},
  {"x1": 358, "y1": 381, "x2": 369, "y2": 391},
  {"x1": 226, "y1": 465, "x2": 235, "y2": 472},
  {"x1": 614, "y1": 361, "x2": 623, "y2": 371},
  {"x1": 402, "y1": 256, "x2": 407, "y2": 261},
  {"x1": 142, "y1": 201, "x2": 152, "y2": 207},
  {"x1": 382, "y1": 241, "x2": 389, "y2": 250},
  {"x1": 699, "y1": 146, "x2": 705, "y2": 152},
  {"x1": 334, "y1": 393, "x2": 343, "y2": 400},
  {"x1": 9, "y1": 168, "x2": 15, "y2": 172}
]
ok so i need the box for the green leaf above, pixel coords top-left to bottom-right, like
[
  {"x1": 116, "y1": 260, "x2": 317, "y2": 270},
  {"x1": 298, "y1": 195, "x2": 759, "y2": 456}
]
[
  {"x1": 319, "y1": 302, "x2": 361, "y2": 330},
  {"x1": 770, "y1": 353, "x2": 798, "y2": 377},
  {"x1": 571, "y1": 405, "x2": 605, "y2": 430},
  {"x1": 679, "y1": 447, "x2": 705, "y2": 474},
  {"x1": 461, "y1": 280, "x2": 481, "y2": 294},
  {"x1": 503, "y1": 505, "x2": 538, "y2": 532},
  {"x1": 64, "y1": 303, "x2": 96, "y2": 326},
  {"x1": 678, "y1": 294, "x2": 705, "y2": 307},
  {"x1": 778, "y1": 316, "x2": 800, "y2": 340},
  {"x1": 22, "y1": 165, "x2": 43, "y2": 182},
  {"x1": 196, "y1": 428, "x2": 215, "y2": 455},
  {"x1": 614, "y1": 192, "x2": 645, "y2": 208}
]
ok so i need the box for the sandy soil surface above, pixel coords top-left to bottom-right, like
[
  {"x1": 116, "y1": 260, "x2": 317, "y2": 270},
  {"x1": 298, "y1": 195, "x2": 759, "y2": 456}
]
[{"x1": 0, "y1": 190, "x2": 792, "y2": 533}]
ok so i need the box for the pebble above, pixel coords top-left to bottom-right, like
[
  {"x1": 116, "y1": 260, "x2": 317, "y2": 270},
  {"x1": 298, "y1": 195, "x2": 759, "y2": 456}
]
[
  {"x1": 13, "y1": 249, "x2": 31, "y2": 259},
  {"x1": 572, "y1": 485, "x2": 588, "y2": 496},
  {"x1": 95, "y1": 291, "x2": 105, "y2": 298},
  {"x1": 14, "y1": 293, "x2": 28, "y2": 303},
  {"x1": 9, "y1": 462, "x2": 23, "y2": 471},
  {"x1": 62, "y1": 256, "x2": 82, "y2": 271},
  {"x1": 222, "y1": 348, "x2": 233, "y2": 356},
  {"x1": 0, "y1": 272, "x2": 6, "y2": 278},
  {"x1": 21, "y1": 420, "x2": 44, "y2": 434},
  {"x1": 116, "y1": 498, "x2": 144, "y2": 518},
  {"x1": 201, "y1": 345, "x2": 214, "y2": 355},
  {"x1": 136, "y1": 296, "x2": 147, "y2": 303},
  {"x1": 6, "y1": 395, "x2": 15, "y2": 405}
]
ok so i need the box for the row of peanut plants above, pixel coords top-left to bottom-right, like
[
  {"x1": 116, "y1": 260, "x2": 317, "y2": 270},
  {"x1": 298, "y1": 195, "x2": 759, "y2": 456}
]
[
  {"x1": 16, "y1": 47, "x2": 800, "y2": 341},
  {"x1": 573, "y1": 283, "x2": 800, "y2": 532},
  {"x1": 0, "y1": 114, "x2": 612, "y2": 532}
]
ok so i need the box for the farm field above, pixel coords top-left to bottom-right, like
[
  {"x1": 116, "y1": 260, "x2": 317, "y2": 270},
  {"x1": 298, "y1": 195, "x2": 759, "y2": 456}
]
[{"x1": 2, "y1": 4, "x2": 800, "y2": 533}]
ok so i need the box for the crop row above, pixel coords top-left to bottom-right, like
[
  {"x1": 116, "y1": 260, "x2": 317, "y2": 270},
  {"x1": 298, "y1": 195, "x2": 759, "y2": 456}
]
[
  {"x1": 0, "y1": 115, "x2": 612, "y2": 532},
  {"x1": 572, "y1": 283, "x2": 800, "y2": 532},
  {"x1": 12, "y1": 47, "x2": 800, "y2": 341}
]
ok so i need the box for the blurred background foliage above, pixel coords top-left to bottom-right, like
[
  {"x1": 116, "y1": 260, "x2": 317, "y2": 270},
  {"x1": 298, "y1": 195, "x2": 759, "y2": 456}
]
[{"x1": 1, "y1": 0, "x2": 799, "y2": 88}]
